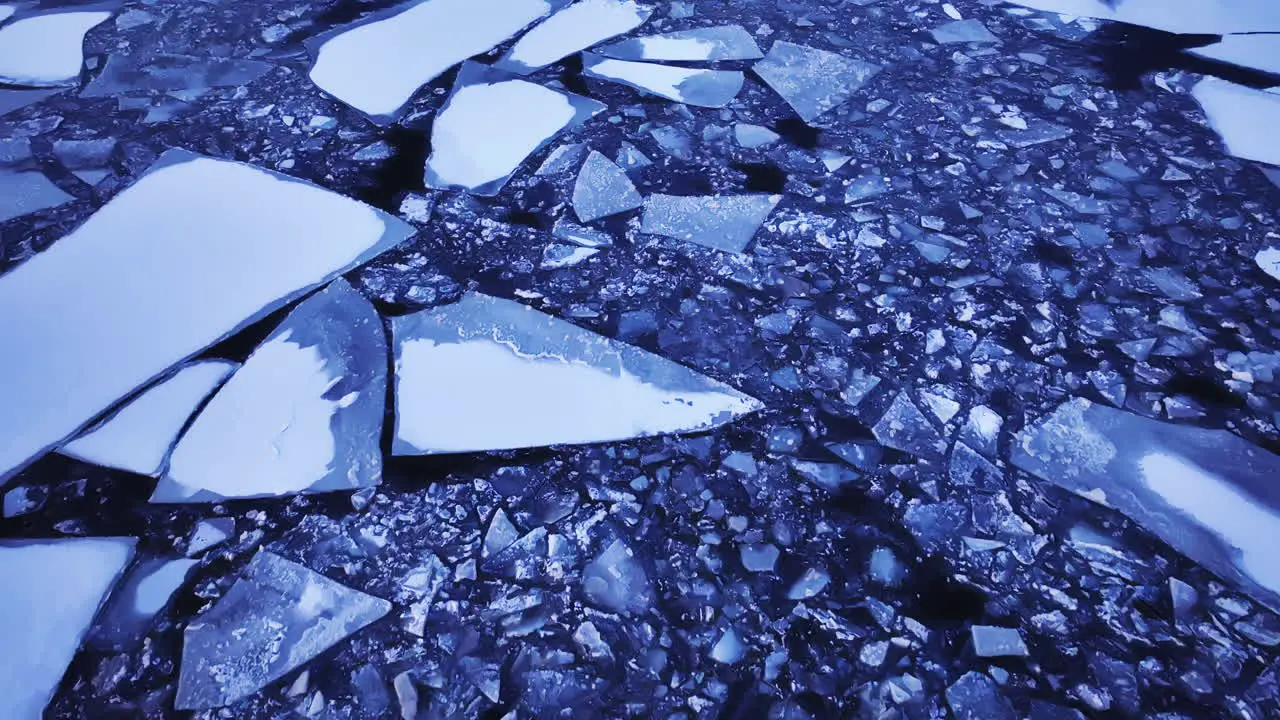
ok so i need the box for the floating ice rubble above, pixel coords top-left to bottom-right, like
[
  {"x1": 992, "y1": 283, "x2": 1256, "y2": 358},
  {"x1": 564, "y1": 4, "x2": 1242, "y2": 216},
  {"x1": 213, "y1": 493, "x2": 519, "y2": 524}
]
[
  {"x1": 88, "y1": 556, "x2": 198, "y2": 650},
  {"x1": 572, "y1": 150, "x2": 642, "y2": 222},
  {"x1": 0, "y1": 170, "x2": 74, "y2": 224},
  {"x1": 1005, "y1": 0, "x2": 1280, "y2": 35},
  {"x1": 391, "y1": 293, "x2": 762, "y2": 454},
  {"x1": 753, "y1": 41, "x2": 882, "y2": 124},
  {"x1": 582, "y1": 53, "x2": 744, "y2": 108},
  {"x1": 497, "y1": 0, "x2": 652, "y2": 74},
  {"x1": 1191, "y1": 78, "x2": 1280, "y2": 167},
  {"x1": 1189, "y1": 34, "x2": 1280, "y2": 76},
  {"x1": 0, "y1": 10, "x2": 111, "y2": 86},
  {"x1": 176, "y1": 551, "x2": 391, "y2": 709},
  {"x1": 640, "y1": 193, "x2": 781, "y2": 253},
  {"x1": 1013, "y1": 398, "x2": 1280, "y2": 612},
  {"x1": 0, "y1": 537, "x2": 136, "y2": 720},
  {"x1": 152, "y1": 280, "x2": 386, "y2": 503},
  {"x1": 0, "y1": 150, "x2": 412, "y2": 484},
  {"x1": 597, "y1": 24, "x2": 763, "y2": 61}
]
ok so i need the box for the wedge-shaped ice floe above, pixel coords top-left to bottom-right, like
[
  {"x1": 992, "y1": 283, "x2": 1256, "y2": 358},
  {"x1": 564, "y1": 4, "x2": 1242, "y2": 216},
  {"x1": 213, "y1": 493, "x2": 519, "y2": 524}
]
[
  {"x1": 496, "y1": 0, "x2": 652, "y2": 74},
  {"x1": 0, "y1": 537, "x2": 136, "y2": 720},
  {"x1": 597, "y1": 24, "x2": 763, "y2": 61},
  {"x1": 1191, "y1": 78, "x2": 1280, "y2": 167},
  {"x1": 582, "y1": 52, "x2": 744, "y2": 108},
  {"x1": 1006, "y1": 0, "x2": 1280, "y2": 35},
  {"x1": 152, "y1": 280, "x2": 386, "y2": 503},
  {"x1": 60, "y1": 360, "x2": 237, "y2": 477},
  {"x1": 0, "y1": 9, "x2": 111, "y2": 86},
  {"x1": 640, "y1": 193, "x2": 781, "y2": 253},
  {"x1": 308, "y1": 0, "x2": 568, "y2": 120},
  {"x1": 0, "y1": 170, "x2": 74, "y2": 224},
  {"x1": 391, "y1": 293, "x2": 762, "y2": 454},
  {"x1": 573, "y1": 150, "x2": 642, "y2": 222},
  {"x1": 1012, "y1": 398, "x2": 1280, "y2": 613},
  {"x1": 88, "y1": 556, "x2": 198, "y2": 651},
  {"x1": 176, "y1": 551, "x2": 391, "y2": 709},
  {"x1": 0, "y1": 150, "x2": 412, "y2": 485},
  {"x1": 753, "y1": 41, "x2": 881, "y2": 124},
  {"x1": 1189, "y1": 34, "x2": 1280, "y2": 77}
]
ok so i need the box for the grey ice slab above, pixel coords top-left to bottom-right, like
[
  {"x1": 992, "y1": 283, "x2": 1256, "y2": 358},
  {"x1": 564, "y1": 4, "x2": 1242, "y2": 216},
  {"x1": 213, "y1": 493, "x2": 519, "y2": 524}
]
[
  {"x1": 0, "y1": 537, "x2": 136, "y2": 720},
  {"x1": 152, "y1": 280, "x2": 387, "y2": 503},
  {"x1": 81, "y1": 53, "x2": 273, "y2": 98},
  {"x1": 1258, "y1": 246, "x2": 1280, "y2": 282},
  {"x1": 88, "y1": 556, "x2": 198, "y2": 651},
  {"x1": 391, "y1": 293, "x2": 762, "y2": 454},
  {"x1": 424, "y1": 62, "x2": 606, "y2": 196},
  {"x1": 930, "y1": 18, "x2": 999, "y2": 43},
  {"x1": 1189, "y1": 34, "x2": 1280, "y2": 75},
  {"x1": 597, "y1": 24, "x2": 763, "y2": 61},
  {"x1": 583, "y1": 52, "x2": 744, "y2": 108},
  {"x1": 1005, "y1": 0, "x2": 1280, "y2": 35},
  {"x1": 1013, "y1": 398, "x2": 1280, "y2": 613},
  {"x1": 496, "y1": 0, "x2": 652, "y2": 74},
  {"x1": 1191, "y1": 78, "x2": 1280, "y2": 166},
  {"x1": 640, "y1": 193, "x2": 781, "y2": 253},
  {"x1": 0, "y1": 150, "x2": 413, "y2": 485},
  {"x1": 0, "y1": 170, "x2": 74, "y2": 223},
  {"x1": 175, "y1": 551, "x2": 391, "y2": 709},
  {"x1": 0, "y1": 9, "x2": 111, "y2": 86},
  {"x1": 572, "y1": 150, "x2": 642, "y2": 222},
  {"x1": 753, "y1": 41, "x2": 881, "y2": 124},
  {"x1": 0, "y1": 87, "x2": 59, "y2": 117}
]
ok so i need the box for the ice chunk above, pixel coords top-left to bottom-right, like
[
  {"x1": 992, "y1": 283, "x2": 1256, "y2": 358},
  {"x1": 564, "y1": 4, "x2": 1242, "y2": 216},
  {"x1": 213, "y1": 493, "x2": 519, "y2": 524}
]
[
  {"x1": 88, "y1": 556, "x2": 198, "y2": 650},
  {"x1": 0, "y1": 151, "x2": 411, "y2": 484},
  {"x1": 1013, "y1": 398, "x2": 1280, "y2": 612},
  {"x1": 710, "y1": 628, "x2": 745, "y2": 663},
  {"x1": 931, "y1": 18, "x2": 998, "y2": 43},
  {"x1": 872, "y1": 392, "x2": 945, "y2": 460},
  {"x1": 424, "y1": 62, "x2": 605, "y2": 195},
  {"x1": 598, "y1": 24, "x2": 763, "y2": 61},
  {"x1": 542, "y1": 244, "x2": 600, "y2": 269},
  {"x1": 60, "y1": 360, "x2": 236, "y2": 476},
  {"x1": 996, "y1": 120, "x2": 1072, "y2": 148},
  {"x1": 582, "y1": 539, "x2": 653, "y2": 614},
  {"x1": 81, "y1": 54, "x2": 273, "y2": 99},
  {"x1": 0, "y1": 11, "x2": 110, "y2": 86},
  {"x1": 308, "y1": 0, "x2": 566, "y2": 119},
  {"x1": 582, "y1": 53, "x2": 744, "y2": 107},
  {"x1": 1258, "y1": 246, "x2": 1280, "y2": 282},
  {"x1": 740, "y1": 543, "x2": 779, "y2": 572},
  {"x1": 1191, "y1": 78, "x2": 1280, "y2": 167},
  {"x1": 1005, "y1": 0, "x2": 1280, "y2": 35},
  {"x1": 753, "y1": 41, "x2": 881, "y2": 124},
  {"x1": 946, "y1": 671, "x2": 1016, "y2": 720},
  {"x1": 734, "y1": 123, "x2": 780, "y2": 148},
  {"x1": 187, "y1": 517, "x2": 235, "y2": 556},
  {"x1": 497, "y1": 0, "x2": 652, "y2": 74},
  {"x1": 0, "y1": 6, "x2": 14, "y2": 23},
  {"x1": 152, "y1": 280, "x2": 386, "y2": 503},
  {"x1": 175, "y1": 551, "x2": 391, "y2": 709},
  {"x1": 391, "y1": 293, "x2": 761, "y2": 454},
  {"x1": 0, "y1": 87, "x2": 59, "y2": 117},
  {"x1": 572, "y1": 150, "x2": 642, "y2": 222},
  {"x1": 0, "y1": 537, "x2": 136, "y2": 720},
  {"x1": 1190, "y1": 34, "x2": 1280, "y2": 75},
  {"x1": 969, "y1": 625, "x2": 1029, "y2": 657},
  {"x1": 0, "y1": 170, "x2": 74, "y2": 224},
  {"x1": 536, "y1": 142, "x2": 587, "y2": 176},
  {"x1": 640, "y1": 193, "x2": 781, "y2": 253}
]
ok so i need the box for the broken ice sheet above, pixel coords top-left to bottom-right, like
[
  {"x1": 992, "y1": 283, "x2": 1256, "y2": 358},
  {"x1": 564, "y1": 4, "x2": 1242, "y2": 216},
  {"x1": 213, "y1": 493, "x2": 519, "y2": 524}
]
[
  {"x1": 0, "y1": 9, "x2": 111, "y2": 86},
  {"x1": 1005, "y1": 0, "x2": 1280, "y2": 35},
  {"x1": 81, "y1": 53, "x2": 273, "y2": 99},
  {"x1": 1189, "y1": 34, "x2": 1280, "y2": 75},
  {"x1": 0, "y1": 150, "x2": 412, "y2": 485},
  {"x1": 496, "y1": 0, "x2": 652, "y2": 74},
  {"x1": 424, "y1": 62, "x2": 605, "y2": 196},
  {"x1": 753, "y1": 41, "x2": 881, "y2": 124},
  {"x1": 1013, "y1": 398, "x2": 1280, "y2": 613},
  {"x1": 88, "y1": 556, "x2": 198, "y2": 650},
  {"x1": 175, "y1": 551, "x2": 390, "y2": 709},
  {"x1": 640, "y1": 193, "x2": 781, "y2": 253},
  {"x1": 391, "y1": 293, "x2": 762, "y2": 454},
  {"x1": 597, "y1": 24, "x2": 763, "y2": 61},
  {"x1": 1191, "y1": 77, "x2": 1280, "y2": 166},
  {"x1": 0, "y1": 170, "x2": 75, "y2": 224},
  {"x1": 152, "y1": 280, "x2": 386, "y2": 503},
  {"x1": 572, "y1": 150, "x2": 642, "y2": 222},
  {"x1": 0, "y1": 537, "x2": 136, "y2": 720},
  {"x1": 582, "y1": 52, "x2": 744, "y2": 108}
]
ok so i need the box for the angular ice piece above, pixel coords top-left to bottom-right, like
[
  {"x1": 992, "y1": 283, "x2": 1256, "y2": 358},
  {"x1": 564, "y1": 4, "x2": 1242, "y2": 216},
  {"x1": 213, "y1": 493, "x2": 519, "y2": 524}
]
[
  {"x1": 710, "y1": 628, "x2": 745, "y2": 663},
  {"x1": 0, "y1": 170, "x2": 74, "y2": 224},
  {"x1": 0, "y1": 10, "x2": 111, "y2": 86},
  {"x1": 640, "y1": 193, "x2": 781, "y2": 253},
  {"x1": 872, "y1": 392, "x2": 945, "y2": 460},
  {"x1": 1013, "y1": 398, "x2": 1280, "y2": 613},
  {"x1": 946, "y1": 671, "x2": 1016, "y2": 720},
  {"x1": 60, "y1": 360, "x2": 237, "y2": 477},
  {"x1": 753, "y1": 41, "x2": 881, "y2": 124},
  {"x1": 582, "y1": 539, "x2": 653, "y2": 614},
  {"x1": 969, "y1": 625, "x2": 1029, "y2": 657},
  {"x1": 995, "y1": 120, "x2": 1071, "y2": 148},
  {"x1": 598, "y1": 24, "x2": 763, "y2": 61},
  {"x1": 0, "y1": 6, "x2": 14, "y2": 23},
  {"x1": 535, "y1": 143, "x2": 587, "y2": 176},
  {"x1": 0, "y1": 87, "x2": 59, "y2": 117},
  {"x1": 391, "y1": 293, "x2": 762, "y2": 454},
  {"x1": 0, "y1": 537, "x2": 136, "y2": 720},
  {"x1": 553, "y1": 217, "x2": 614, "y2": 247},
  {"x1": 542, "y1": 244, "x2": 599, "y2": 269},
  {"x1": 582, "y1": 53, "x2": 744, "y2": 108},
  {"x1": 81, "y1": 54, "x2": 274, "y2": 99},
  {"x1": 735, "y1": 123, "x2": 780, "y2": 148},
  {"x1": 572, "y1": 150, "x2": 642, "y2": 222},
  {"x1": 424, "y1": 62, "x2": 605, "y2": 195},
  {"x1": 88, "y1": 556, "x2": 198, "y2": 650},
  {"x1": 1191, "y1": 78, "x2": 1280, "y2": 166},
  {"x1": 152, "y1": 280, "x2": 386, "y2": 503},
  {"x1": 187, "y1": 518, "x2": 235, "y2": 556},
  {"x1": 308, "y1": 0, "x2": 567, "y2": 119},
  {"x1": 1258, "y1": 246, "x2": 1280, "y2": 282},
  {"x1": 1005, "y1": 0, "x2": 1280, "y2": 35},
  {"x1": 0, "y1": 150, "x2": 412, "y2": 485},
  {"x1": 931, "y1": 19, "x2": 998, "y2": 43},
  {"x1": 1190, "y1": 34, "x2": 1280, "y2": 75},
  {"x1": 497, "y1": 0, "x2": 652, "y2": 74},
  {"x1": 175, "y1": 551, "x2": 391, "y2": 709}
]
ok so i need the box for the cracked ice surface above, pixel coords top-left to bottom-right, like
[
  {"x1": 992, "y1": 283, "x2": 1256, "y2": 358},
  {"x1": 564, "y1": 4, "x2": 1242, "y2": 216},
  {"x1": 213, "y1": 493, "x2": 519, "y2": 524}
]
[
  {"x1": 1191, "y1": 78, "x2": 1280, "y2": 167},
  {"x1": 0, "y1": 10, "x2": 111, "y2": 86},
  {"x1": 753, "y1": 41, "x2": 881, "y2": 124},
  {"x1": 582, "y1": 53, "x2": 744, "y2": 108},
  {"x1": 497, "y1": 0, "x2": 652, "y2": 74},
  {"x1": 391, "y1": 293, "x2": 762, "y2": 454},
  {"x1": 597, "y1": 24, "x2": 763, "y2": 61},
  {"x1": 1005, "y1": 0, "x2": 1280, "y2": 35},
  {"x1": 640, "y1": 193, "x2": 781, "y2": 253}
]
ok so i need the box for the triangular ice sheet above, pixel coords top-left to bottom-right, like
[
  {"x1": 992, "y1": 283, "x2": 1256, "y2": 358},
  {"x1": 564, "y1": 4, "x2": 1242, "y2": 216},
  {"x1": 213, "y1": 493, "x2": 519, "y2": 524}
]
[
  {"x1": 753, "y1": 41, "x2": 881, "y2": 124},
  {"x1": 496, "y1": 0, "x2": 652, "y2": 74},
  {"x1": 582, "y1": 52, "x2": 744, "y2": 108},
  {"x1": 1004, "y1": 0, "x2": 1280, "y2": 35}
]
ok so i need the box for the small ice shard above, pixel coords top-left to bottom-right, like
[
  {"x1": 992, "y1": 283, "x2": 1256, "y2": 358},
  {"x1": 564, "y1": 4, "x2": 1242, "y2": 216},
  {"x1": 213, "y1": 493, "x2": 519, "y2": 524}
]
[
  {"x1": 1191, "y1": 78, "x2": 1280, "y2": 166},
  {"x1": 946, "y1": 671, "x2": 1016, "y2": 720},
  {"x1": 542, "y1": 244, "x2": 599, "y2": 269},
  {"x1": 553, "y1": 217, "x2": 614, "y2": 247},
  {"x1": 536, "y1": 142, "x2": 587, "y2": 176},
  {"x1": 582, "y1": 52, "x2": 744, "y2": 108},
  {"x1": 88, "y1": 556, "x2": 198, "y2": 650},
  {"x1": 582, "y1": 539, "x2": 653, "y2": 614},
  {"x1": 753, "y1": 41, "x2": 881, "y2": 124},
  {"x1": 930, "y1": 18, "x2": 998, "y2": 43},
  {"x1": 640, "y1": 193, "x2": 781, "y2": 253},
  {"x1": 0, "y1": 537, "x2": 136, "y2": 720},
  {"x1": 1013, "y1": 398, "x2": 1280, "y2": 612},
  {"x1": 1189, "y1": 34, "x2": 1280, "y2": 75},
  {"x1": 187, "y1": 517, "x2": 235, "y2": 556},
  {"x1": 424, "y1": 62, "x2": 605, "y2": 195},
  {"x1": 0, "y1": 150, "x2": 411, "y2": 485},
  {"x1": 710, "y1": 628, "x2": 745, "y2": 663},
  {"x1": 497, "y1": 0, "x2": 652, "y2": 74},
  {"x1": 820, "y1": 150, "x2": 852, "y2": 171},
  {"x1": 0, "y1": 170, "x2": 74, "y2": 224},
  {"x1": 872, "y1": 392, "x2": 946, "y2": 460},
  {"x1": 152, "y1": 280, "x2": 386, "y2": 503},
  {"x1": 52, "y1": 139, "x2": 115, "y2": 170},
  {"x1": 598, "y1": 24, "x2": 763, "y2": 61},
  {"x1": 484, "y1": 509, "x2": 520, "y2": 558},
  {"x1": 60, "y1": 360, "x2": 237, "y2": 477},
  {"x1": 1258, "y1": 246, "x2": 1280, "y2": 282},
  {"x1": 0, "y1": 10, "x2": 111, "y2": 86},
  {"x1": 1004, "y1": 0, "x2": 1280, "y2": 35},
  {"x1": 740, "y1": 543, "x2": 779, "y2": 572},
  {"x1": 572, "y1": 150, "x2": 642, "y2": 222},
  {"x1": 308, "y1": 0, "x2": 567, "y2": 119},
  {"x1": 616, "y1": 141, "x2": 653, "y2": 169},
  {"x1": 995, "y1": 120, "x2": 1072, "y2": 148},
  {"x1": 175, "y1": 551, "x2": 391, "y2": 710},
  {"x1": 0, "y1": 6, "x2": 14, "y2": 23},
  {"x1": 969, "y1": 625, "x2": 1029, "y2": 657},
  {"x1": 391, "y1": 293, "x2": 762, "y2": 454},
  {"x1": 80, "y1": 54, "x2": 274, "y2": 99},
  {"x1": 734, "y1": 123, "x2": 780, "y2": 148},
  {"x1": 787, "y1": 566, "x2": 830, "y2": 600}
]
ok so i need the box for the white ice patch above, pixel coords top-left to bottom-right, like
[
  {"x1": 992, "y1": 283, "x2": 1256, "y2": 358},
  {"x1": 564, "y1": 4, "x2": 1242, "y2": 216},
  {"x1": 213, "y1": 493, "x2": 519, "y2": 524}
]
[
  {"x1": 132, "y1": 558, "x2": 198, "y2": 615},
  {"x1": 502, "y1": 0, "x2": 650, "y2": 73},
  {"x1": 584, "y1": 56, "x2": 742, "y2": 106},
  {"x1": 638, "y1": 36, "x2": 716, "y2": 60},
  {"x1": 1189, "y1": 34, "x2": 1280, "y2": 76},
  {"x1": 1005, "y1": 0, "x2": 1280, "y2": 35},
  {"x1": 0, "y1": 6, "x2": 15, "y2": 24},
  {"x1": 0, "y1": 11, "x2": 110, "y2": 86},
  {"x1": 1192, "y1": 78, "x2": 1280, "y2": 166}
]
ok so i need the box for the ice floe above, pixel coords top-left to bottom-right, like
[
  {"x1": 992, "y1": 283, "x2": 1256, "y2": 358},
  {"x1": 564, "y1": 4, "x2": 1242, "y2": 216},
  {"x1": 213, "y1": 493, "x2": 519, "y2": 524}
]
[
  {"x1": 1005, "y1": 0, "x2": 1280, "y2": 35},
  {"x1": 497, "y1": 0, "x2": 652, "y2": 74},
  {"x1": 391, "y1": 293, "x2": 762, "y2": 454},
  {"x1": 1189, "y1": 34, "x2": 1280, "y2": 76},
  {"x1": 582, "y1": 52, "x2": 744, "y2": 107},
  {"x1": 0, "y1": 170, "x2": 74, "y2": 224},
  {"x1": 640, "y1": 193, "x2": 781, "y2": 253},
  {"x1": 0, "y1": 10, "x2": 111, "y2": 86},
  {"x1": 1258, "y1": 246, "x2": 1280, "y2": 282},
  {"x1": 597, "y1": 24, "x2": 763, "y2": 61},
  {"x1": 1191, "y1": 78, "x2": 1280, "y2": 167},
  {"x1": 88, "y1": 556, "x2": 198, "y2": 650},
  {"x1": 572, "y1": 150, "x2": 642, "y2": 222},
  {"x1": 753, "y1": 41, "x2": 881, "y2": 124}
]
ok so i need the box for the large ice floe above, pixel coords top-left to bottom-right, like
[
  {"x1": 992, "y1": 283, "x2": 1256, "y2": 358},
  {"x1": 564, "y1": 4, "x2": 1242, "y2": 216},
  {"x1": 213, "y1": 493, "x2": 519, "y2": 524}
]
[
  {"x1": 752, "y1": 41, "x2": 882, "y2": 124},
  {"x1": 1013, "y1": 398, "x2": 1280, "y2": 613},
  {"x1": 1190, "y1": 78, "x2": 1280, "y2": 167},
  {"x1": 640, "y1": 193, "x2": 782, "y2": 253},
  {"x1": 496, "y1": 0, "x2": 652, "y2": 74},
  {"x1": 1004, "y1": 0, "x2": 1280, "y2": 35},
  {"x1": 1189, "y1": 34, "x2": 1280, "y2": 76},
  {"x1": 582, "y1": 53, "x2": 745, "y2": 108},
  {"x1": 0, "y1": 9, "x2": 111, "y2": 86},
  {"x1": 596, "y1": 24, "x2": 763, "y2": 61},
  {"x1": 391, "y1": 293, "x2": 762, "y2": 454},
  {"x1": 0, "y1": 150, "x2": 412, "y2": 485}
]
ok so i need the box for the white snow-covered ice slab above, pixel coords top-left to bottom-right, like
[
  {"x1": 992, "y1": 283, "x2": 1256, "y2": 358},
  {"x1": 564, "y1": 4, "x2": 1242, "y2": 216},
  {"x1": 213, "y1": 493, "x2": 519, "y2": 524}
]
[
  {"x1": 0, "y1": 150, "x2": 413, "y2": 485},
  {"x1": 582, "y1": 52, "x2": 744, "y2": 107},
  {"x1": 1189, "y1": 34, "x2": 1280, "y2": 76},
  {"x1": 0, "y1": 10, "x2": 110, "y2": 86},
  {"x1": 391, "y1": 293, "x2": 762, "y2": 454},
  {"x1": 308, "y1": 0, "x2": 567, "y2": 120},
  {"x1": 1013, "y1": 398, "x2": 1280, "y2": 613},
  {"x1": 0, "y1": 537, "x2": 136, "y2": 720},
  {"x1": 1004, "y1": 0, "x2": 1280, "y2": 35},
  {"x1": 597, "y1": 24, "x2": 763, "y2": 61},
  {"x1": 0, "y1": 170, "x2": 74, "y2": 223},
  {"x1": 753, "y1": 41, "x2": 881, "y2": 124},
  {"x1": 641, "y1": 193, "x2": 781, "y2": 253},
  {"x1": 1191, "y1": 78, "x2": 1280, "y2": 167},
  {"x1": 497, "y1": 0, "x2": 652, "y2": 74}
]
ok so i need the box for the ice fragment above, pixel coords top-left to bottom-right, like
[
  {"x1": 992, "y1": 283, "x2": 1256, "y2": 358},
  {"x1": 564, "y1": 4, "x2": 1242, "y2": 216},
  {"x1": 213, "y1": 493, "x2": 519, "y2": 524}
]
[
  {"x1": 582, "y1": 539, "x2": 653, "y2": 614},
  {"x1": 872, "y1": 392, "x2": 946, "y2": 460},
  {"x1": 598, "y1": 24, "x2": 763, "y2": 61},
  {"x1": 498, "y1": 0, "x2": 652, "y2": 74},
  {"x1": 572, "y1": 150, "x2": 642, "y2": 222},
  {"x1": 969, "y1": 625, "x2": 1029, "y2": 657},
  {"x1": 0, "y1": 170, "x2": 74, "y2": 224},
  {"x1": 640, "y1": 193, "x2": 781, "y2": 253},
  {"x1": 0, "y1": 11, "x2": 110, "y2": 86},
  {"x1": 187, "y1": 518, "x2": 235, "y2": 556},
  {"x1": 931, "y1": 19, "x2": 999, "y2": 43},
  {"x1": 945, "y1": 671, "x2": 1017, "y2": 720},
  {"x1": 1192, "y1": 78, "x2": 1280, "y2": 166},
  {"x1": 734, "y1": 123, "x2": 780, "y2": 148},
  {"x1": 583, "y1": 53, "x2": 744, "y2": 108},
  {"x1": 88, "y1": 556, "x2": 198, "y2": 650},
  {"x1": 710, "y1": 628, "x2": 745, "y2": 663},
  {"x1": 81, "y1": 54, "x2": 273, "y2": 99},
  {"x1": 1257, "y1": 246, "x2": 1280, "y2": 282},
  {"x1": 753, "y1": 41, "x2": 881, "y2": 124}
]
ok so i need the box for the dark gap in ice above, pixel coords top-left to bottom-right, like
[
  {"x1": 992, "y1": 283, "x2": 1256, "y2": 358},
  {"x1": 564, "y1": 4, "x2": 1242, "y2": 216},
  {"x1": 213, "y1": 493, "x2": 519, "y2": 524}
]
[
  {"x1": 556, "y1": 54, "x2": 591, "y2": 97},
  {"x1": 1161, "y1": 372, "x2": 1245, "y2": 413},
  {"x1": 308, "y1": 0, "x2": 393, "y2": 33},
  {"x1": 772, "y1": 117, "x2": 820, "y2": 150},
  {"x1": 1087, "y1": 25, "x2": 1280, "y2": 91},
  {"x1": 353, "y1": 125, "x2": 428, "y2": 213},
  {"x1": 733, "y1": 162, "x2": 787, "y2": 194},
  {"x1": 383, "y1": 448, "x2": 562, "y2": 493},
  {"x1": 904, "y1": 555, "x2": 989, "y2": 627},
  {"x1": 198, "y1": 302, "x2": 298, "y2": 363},
  {"x1": 714, "y1": 679, "x2": 772, "y2": 720}
]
